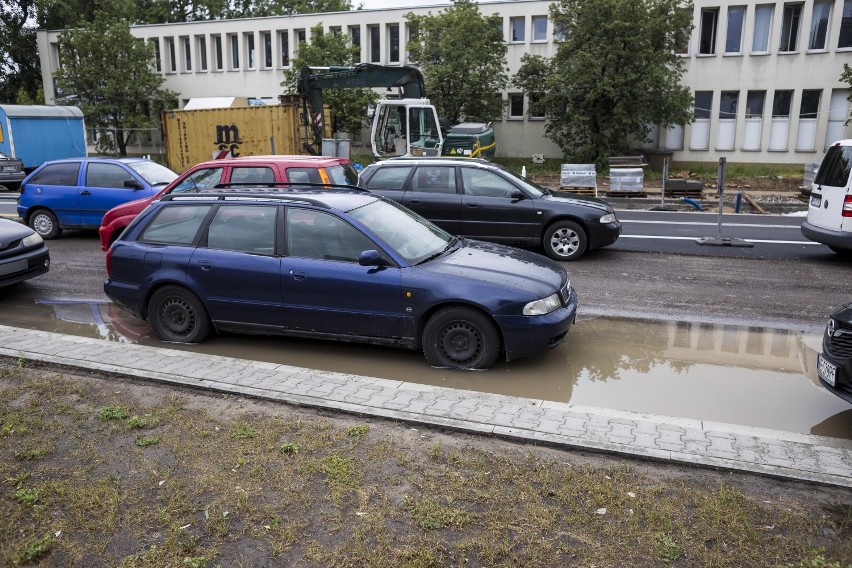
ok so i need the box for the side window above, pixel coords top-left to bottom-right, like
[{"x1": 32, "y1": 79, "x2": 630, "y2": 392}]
[
  {"x1": 364, "y1": 166, "x2": 413, "y2": 190},
  {"x1": 230, "y1": 167, "x2": 275, "y2": 184},
  {"x1": 171, "y1": 168, "x2": 224, "y2": 194},
  {"x1": 86, "y1": 163, "x2": 136, "y2": 189},
  {"x1": 206, "y1": 205, "x2": 277, "y2": 255},
  {"x1": 411, "y1": 166, "x2": 457, "y2": 194},
  {"x1": 286, "y1": 208, "x2": 374, "y2": 262},
  {"x1": 461, "y1": 168, "x2": 518, "y2": 198},
  {"x1": 814, "y1": 145, "x2": 852, "y2": 188},
  {"x1": 326, "y1": 164, "x2": 359, "y2": 185},
  {"x1": 285, "y1": 167, "x2": 323, "y2": 184},
  {"x1": 140, "y1": 205, "x2": 212, "y2": 245},
  {"x1": 28, "y1": 163, "x2": 80, "y2": 185}
]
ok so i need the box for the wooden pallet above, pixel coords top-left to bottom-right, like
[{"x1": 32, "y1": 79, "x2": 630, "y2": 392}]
[
  {"x1": 558, "y1": 186, "x2": 597, "y2": 196},
  {"x1": 665, "y1": 189, "x2": 704, "y2": 199}
]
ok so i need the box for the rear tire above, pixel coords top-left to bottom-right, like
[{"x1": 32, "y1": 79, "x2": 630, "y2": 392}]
[
  {"x1": 422, "y1": 306, "x2": 500, "y2": 370},
  {"x1": 543, "y1": 220, "x2": 587, "y2": 261},
  {"x1": 148, "y1": 285, "x2": 211, "y2": 343},
  {"x1": 28, "y1": 209, "x2": 61, "y2": 240}
]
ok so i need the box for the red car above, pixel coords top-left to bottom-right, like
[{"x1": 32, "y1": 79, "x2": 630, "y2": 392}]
[{"x1": 98, "y1": 155, "x2": 359, "y2": 250}]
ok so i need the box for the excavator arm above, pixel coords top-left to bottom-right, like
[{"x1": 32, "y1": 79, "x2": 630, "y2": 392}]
[{"x1": 296, "y1": 64, "x2": 428, "y2": 155}]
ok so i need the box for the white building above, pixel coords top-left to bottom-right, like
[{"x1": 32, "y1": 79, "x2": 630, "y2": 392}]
[{"x1": 36, "y1": 0, "x2": 852, "y2": 164}]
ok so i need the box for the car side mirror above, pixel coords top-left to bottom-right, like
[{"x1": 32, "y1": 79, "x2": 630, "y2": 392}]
[
  {"x1": 124, "y1": 179, "x2": 144, "y2": 190},
  {"x1": 510, "y1": 189, "x2": 524, "y2": 199},
  {"x1": 359, "y1": 249, "x2": 386, "y2": 266}
]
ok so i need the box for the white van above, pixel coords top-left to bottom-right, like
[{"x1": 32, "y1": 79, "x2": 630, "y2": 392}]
[{"x1": 801, "y1": 140, "x2": 852, "y2": 255}]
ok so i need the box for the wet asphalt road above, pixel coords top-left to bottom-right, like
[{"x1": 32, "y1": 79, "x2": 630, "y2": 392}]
[{"x1": 6, "y1": 228, "x2": 850, "y2": 330}]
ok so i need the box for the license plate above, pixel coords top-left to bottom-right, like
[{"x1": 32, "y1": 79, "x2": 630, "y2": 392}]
[
  {"x1": 810, "y1": 194, "x2": 822, "y2": 207},
  {"x1": 817, "y1": 353, "x2": 837, "y2": 387},
  {"x1": 0, "y1": 259, "x2": 27, "y2": 277},
  {"x1": 1, "y1": 166, "x2": 17, "y2": 172}
]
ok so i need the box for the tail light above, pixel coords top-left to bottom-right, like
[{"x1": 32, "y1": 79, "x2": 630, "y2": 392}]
[
  {"x1": 843, "y1": 196, "x2": 852, "y2": 218},
  {"x1": 105, "y1": 248, "x2": 113, "y2": 278}
]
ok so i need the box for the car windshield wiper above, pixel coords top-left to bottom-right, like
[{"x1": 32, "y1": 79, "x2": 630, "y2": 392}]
[{"x1": 416, "y1": 237, "x2": 460, "y2": 265}]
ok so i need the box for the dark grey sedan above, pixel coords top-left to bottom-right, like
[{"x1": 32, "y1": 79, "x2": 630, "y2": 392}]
[
  {"x1": 0, "y1": 151, "x2": 25, "y2": 190},
  {"x1": 359, "y1": 157, "x2": 622, "y2": 261},
  {"x1": 0, "y1": 218, "x2": 49, "y2": 287}
]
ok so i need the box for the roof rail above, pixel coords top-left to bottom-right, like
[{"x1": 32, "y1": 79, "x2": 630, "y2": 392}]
[
  {"x1": 161, "y1": 191, "x2": 340, "y2": 208},
  {"x1": 210, "y1": 181, "x2": 367, "y2": 192}
]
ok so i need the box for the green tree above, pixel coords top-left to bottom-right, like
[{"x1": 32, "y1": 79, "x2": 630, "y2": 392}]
[
  {"x1": 842, "y1": 63, "x2": 852, "y2": 125},
  {"x1": 405, "y1": 0, "x2": 507, "y2": 125},
  {"x1": 0, "y1": 0, "x2": 43, "y2": 103},
  {"x1": 514, "y1": 0, "x2": 694, "y2": 167},
  {"x1": 54, "y1": 12, "x2": 177, "y2": 155},
  {"x1": 133, "y1": 0, "x2": 353, "y2": 22},
  {"x1": 281, "y1": 24, "x2": 377, "y2": 135}
]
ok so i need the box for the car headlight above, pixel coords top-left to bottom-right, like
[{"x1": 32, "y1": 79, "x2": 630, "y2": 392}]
[
  {"x1": 599, "y1": 213, "x2": 617, "y2": 223},
  {"x1": 523, "y1": 292, "x2": 561, "y2": 316},
  {"x1": 22, "y1": 232, "x2": 43, "y2": 247}
]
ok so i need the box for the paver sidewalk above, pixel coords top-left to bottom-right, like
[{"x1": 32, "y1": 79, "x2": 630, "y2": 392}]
[{"x1": 0, "y1": 324, "x2": 850, "y2": 488}]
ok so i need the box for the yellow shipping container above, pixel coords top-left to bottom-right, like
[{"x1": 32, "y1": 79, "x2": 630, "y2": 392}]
[{"x1": 161, "y1": 100, "x2": 330, "y2": 173}]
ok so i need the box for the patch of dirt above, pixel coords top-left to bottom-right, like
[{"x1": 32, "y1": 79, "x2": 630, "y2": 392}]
[{"x1": 1, "y1": 361, "x2": 850, "y2": 567}]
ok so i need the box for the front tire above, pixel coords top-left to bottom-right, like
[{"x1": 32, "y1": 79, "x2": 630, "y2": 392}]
[
  {"x1": 422, "y1": 306, "x2": 500, "y2": 370},
  {"x1": 29, "y1": 209, "x2": 61, "y2": 240},
  {"x1": 148, "y1": 285, "x2": 211, "y2": 343},
  {"x1": 543, "y1": 220, "x2": 587, "y2": 261}
]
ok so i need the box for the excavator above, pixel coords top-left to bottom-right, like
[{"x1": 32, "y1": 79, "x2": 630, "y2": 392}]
[{"x1": 296, "y1": 63, "x2": 496, "y2": 160}]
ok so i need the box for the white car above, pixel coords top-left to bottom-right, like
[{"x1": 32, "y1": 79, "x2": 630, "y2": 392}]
[{"x1": 801, "y1": 140, "x2": 852, "y2": 256}]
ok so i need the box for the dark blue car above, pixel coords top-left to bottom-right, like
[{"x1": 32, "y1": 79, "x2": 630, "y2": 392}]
[
  {"x1": 104, "y1": 188, "x2": 578, "y2": 369},
  {"x1": 18, "y1": 157, "x2": 178, "y2": 239}
]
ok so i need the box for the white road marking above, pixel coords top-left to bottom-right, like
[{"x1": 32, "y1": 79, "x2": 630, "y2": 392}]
[
  {"x1": 621, "y1": 220, "x2": 800, "y2": 229},
  {"x1": 618, "y1": 235, "x2": 820, "y2": 245}
]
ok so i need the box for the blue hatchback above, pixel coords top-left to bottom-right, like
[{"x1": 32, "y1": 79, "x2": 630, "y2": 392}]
[
  {"x1": 104, "y1": 188, "x2": 578, "y2": 369},
  {"x1": 18, "y1": 157, "x2": 178, "y2": 239}
]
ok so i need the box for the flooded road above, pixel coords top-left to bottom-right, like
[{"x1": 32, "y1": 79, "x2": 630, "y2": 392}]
[{"x1": 2, "y1": 289, "x2": 849, "y2": 441}]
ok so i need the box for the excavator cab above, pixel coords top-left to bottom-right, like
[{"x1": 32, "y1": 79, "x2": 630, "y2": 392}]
[{"x1": 371, "y1": 99, "x2": 443, "y2": 158}]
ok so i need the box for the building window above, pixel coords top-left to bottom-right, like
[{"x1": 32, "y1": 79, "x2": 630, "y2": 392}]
[
  {"x1": 772, "y1": 90, "x2": 793, "y2": 117},
  {"x1": 510, "y1": 17, "x2": 525, "y2": 42},
  {"x1": 528, "y1": 94, "x2": 545, "y2": 118},
  {"x1": 388, "y1": 23, "x2": 399, "y2": 63},
  {"x1": 263, "y1": 32, "x2": 272, "y2": 68},
  {"x1": 752, "y1": 5, "x2": 773, "y2": 52},
  {"x1": 841, "y1": 0, "x2": 852, "y2": 48},
  {"x1": 280, "y1": 31, "x2": 289, "y2": 67},
  {"x1": 246, "y1": 33, "x2": 256, "y2": 68},
  {"x1": 152, "y1": 39, "x2": 161, "y2": 72},
  {"x1": 508, "y1": 94, "x2": 524, "y2": 119},
  {"x1": 229, "y1": 34, "x2": 239, "y2": 69},
  {"x1": 167, "y1": 37, "x2": 176, "y2": 72},
  {"x1": 675, "y1": 9, "x2": 690, "y2": 54},
  {"x1": 197, "y1": 36, "x2": 207, "y2": 71},
  {"x1": 532, "y1": 16, "x2": 547, "y2": 42},
  {"x1": 725, "y1": 6, "x2": 745, "y2": 54},
  {"x1": 296, "y1": 29, "x2": 306, "y2": 46},
  {"x1": 699, "y1": 8, "x2": 719, "y2": 54},
  {"x1": 691, "y1": 91, "x2": 712, "y2": 150},
  {"x1": 214, "y1": 35, "x2": 223, "y2": 71},
  {"x1": 718, "y1": 91, "x2": 738, "y2": 150},
  {"x1": 743, "y1": 91, "x2": 766, "y2": 151},
  {"x1": 797, "y1": 89, "x2": 821, "y2": 150},
  {"x1": 769, "y1": 89, "x2": 793, "y2": 151},
  {"x1": 330, "y1": 26, "x2": 341, "y2": 36},
  {"x1": 809, "y1": 1, "x2": 831, "y2": 50},
  {"x1": 182, "y1": 36, "x2": 191, "y2": 71},
  {"x1": 349, "y1": 25, "x2": 361, "y2": 48},
  {"x1": 745, "y1": 91, "x2": 766, "y2": 118},
  {"x1": 369, "y1": 25, "x2": 380, "y2": 62},
  {"x1": 779, "y1": 3, "x2": 802, "y2": 52},
  {"x1": 554, "y1": 22, "x2": 567, "y2": 41}
]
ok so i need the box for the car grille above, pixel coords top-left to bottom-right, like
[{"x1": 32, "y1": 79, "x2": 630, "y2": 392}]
[
  {"x1": 826, "y1": 319, "x2": 852, "y2": 359},
  {"x1": 0, "y1": 238, "x2": 21, "y2": 256}
]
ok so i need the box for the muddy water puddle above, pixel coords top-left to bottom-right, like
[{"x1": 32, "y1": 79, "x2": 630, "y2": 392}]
[{"x1": 2, "y1": 296, "x2": 850, "y2": 441}]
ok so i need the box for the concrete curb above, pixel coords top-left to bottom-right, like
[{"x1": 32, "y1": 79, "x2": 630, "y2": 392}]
[{"x1": 0, "y1": 324, "x2": 849, "y2": 488}]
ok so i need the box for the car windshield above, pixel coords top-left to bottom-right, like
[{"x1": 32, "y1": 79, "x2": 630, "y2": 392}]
[
  {"x1": 327, "y1": 164, "x2": 359, "y2": 185},
  {"x1": 349, "y1": 198, "x2": 453, "y2": 264},
  {"x1": 499, "y1": 167, "x2": 546, "y2": 197},
  {"x1": 128, "y1": 161, "x2": 179, "y2": 186}
]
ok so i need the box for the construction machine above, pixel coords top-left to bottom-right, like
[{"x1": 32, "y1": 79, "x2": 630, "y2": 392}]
[{"x1": 296, "y1": 63, "x2": 495, "y2": 159}]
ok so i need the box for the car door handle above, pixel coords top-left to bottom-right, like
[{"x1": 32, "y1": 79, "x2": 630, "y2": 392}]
[
  {"x1": 198, "y1": 260, "x2": 214, "y2": 271},
  {"x1": 408, "y1": 199, "x2": 421, "y2": 204},
  {"x1": 80, "y1": 190, "x2": 91, "y2": 196},
  {"x1": 466, "y1": 201, "x2": 479, "y2": 208},
  {"x1": 289, "y1": 269, "x2": 307, "y2": 281}
]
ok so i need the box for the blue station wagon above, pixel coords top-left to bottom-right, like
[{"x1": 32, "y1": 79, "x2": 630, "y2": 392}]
[
  {"x1": 104, "y1": 188, "x2": 578, "y2": 369},
  {"x1": 18, "y1": 157, "x2": 178, "y2": 239}
]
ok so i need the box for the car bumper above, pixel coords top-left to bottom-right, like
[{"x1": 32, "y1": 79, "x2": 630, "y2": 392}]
[
  {"x1": 0, "y1": 172, "x2": 25, "y2": 186},
  {"x1": 103, "y1": 278, "x2": 146, "y2": 319},
  {"x1": 801, "y1": 221, "x2": 852, "y2": 249},
  {"x1": 589, "y1": 221, "x2": 622, "y2": 250},
  {"x1": 0, "y1": 246, "x2": 50, "y2": 287},
  {"x1": 818, "y1": 344, "x2": 852, "y2": 404},
  {"x1": 495, "y1": 287, "x2": 578, "y2": 361}
]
